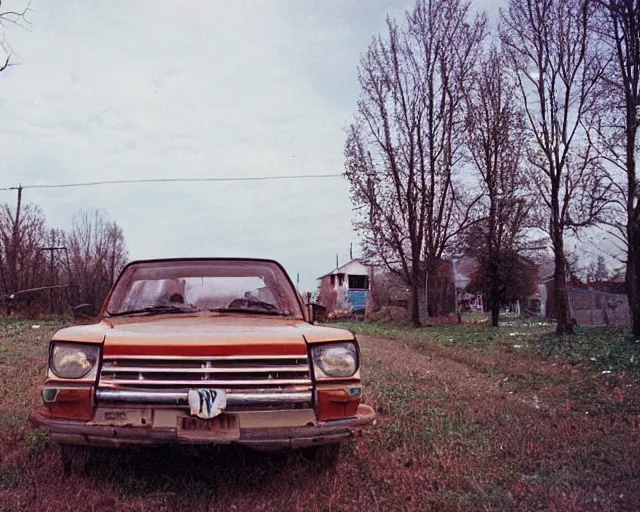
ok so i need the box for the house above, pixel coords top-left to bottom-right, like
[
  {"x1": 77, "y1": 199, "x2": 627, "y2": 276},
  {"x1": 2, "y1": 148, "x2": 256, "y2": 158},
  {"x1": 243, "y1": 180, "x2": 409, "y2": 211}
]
[
  {"x1": 317, "y1": 259, "x2": 371, "y2": 314},
  {"x1": 522, "y1": 283, "x2": 547, "y2": 317},
  {"x1": 454, "y1": 253, "x2": 628, "y2": 324},
  {"x1": 521, "y1": 258, "x2": 554, "y2": 317},
  {"x1": 452, "y1": 256, "x2": 483, "y2": 312}
]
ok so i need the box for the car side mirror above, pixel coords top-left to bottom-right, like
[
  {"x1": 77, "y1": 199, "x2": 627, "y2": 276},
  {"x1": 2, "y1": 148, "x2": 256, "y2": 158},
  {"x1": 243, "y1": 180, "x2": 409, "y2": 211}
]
[{"x1": 306, "y1": 303, "x2": 326, "y2": 324}]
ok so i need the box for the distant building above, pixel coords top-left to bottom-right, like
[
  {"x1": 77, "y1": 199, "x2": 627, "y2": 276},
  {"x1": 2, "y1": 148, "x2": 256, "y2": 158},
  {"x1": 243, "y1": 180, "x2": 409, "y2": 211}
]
[
  {"x1": 447, "y1": 254, "x2": 544, "y2": 316},
  {"x1": 453, "y1": 256, "x2": 482, "y2": 312},
  {"x1": 544, "y1": 278, "x2": 629, "y2": 326},
  {"x1": 317, "y1": 259, "x2": 371, "y2": 314},
  {"x1": 522, "y1": 283, "x2": 547, "y2": 317}
]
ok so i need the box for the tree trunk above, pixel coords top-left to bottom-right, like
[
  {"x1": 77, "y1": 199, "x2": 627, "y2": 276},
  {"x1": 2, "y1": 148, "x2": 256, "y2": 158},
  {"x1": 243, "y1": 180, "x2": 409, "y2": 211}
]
[
  {"x1": 419, "y1": 268, "x2": 430, "y2": 325},
  {"x1": 627, "y1": 221, "x2": 640, "y2": 334},
  {"x1": 553, "y1": 238, "x2": 573, "y2": 335},
  {"x1": 626, "y1": 253, "x2": 640, "y2": 335},
  {"x1": 488, "y1": 246, "x2": 499, "y2": 327},
  {"x1": 626, "y1": 106, "x2": 640, "y2": 335},
  {"x1": 410, "y1": 280, "x2": 421, "y2": 327},
  {"x1": 490, "y1": 302, "x2": 500, "y2": 327}
]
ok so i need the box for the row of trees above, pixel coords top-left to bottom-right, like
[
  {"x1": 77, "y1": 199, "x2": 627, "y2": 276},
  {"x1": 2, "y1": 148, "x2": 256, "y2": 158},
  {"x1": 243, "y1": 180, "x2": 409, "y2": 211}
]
[
  {"x1": 0, "y1": 191, "x2": 128, "y2": 313},
  {"x1": 346, "y1": 0, "x2": 640, "y2": 334}
]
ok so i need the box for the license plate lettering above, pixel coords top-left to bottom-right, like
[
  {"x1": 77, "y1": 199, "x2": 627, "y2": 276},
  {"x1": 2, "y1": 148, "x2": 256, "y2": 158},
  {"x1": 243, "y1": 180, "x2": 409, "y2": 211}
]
[
  {"x1": 104, "y1": 411, "x2": 127, "y2": 421},
  {"x1": 182, "y1": 415, "x2": 237, "y2": 432},
  {"x1": 178, "y1": 414, "x2": 240, "y2": 441}
]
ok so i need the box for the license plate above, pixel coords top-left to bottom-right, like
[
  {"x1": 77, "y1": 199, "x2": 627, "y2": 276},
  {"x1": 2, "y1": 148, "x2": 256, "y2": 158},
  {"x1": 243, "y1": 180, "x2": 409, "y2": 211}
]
[{"x1": 178, "y1": 414, "x2": 240, "y2": 441}]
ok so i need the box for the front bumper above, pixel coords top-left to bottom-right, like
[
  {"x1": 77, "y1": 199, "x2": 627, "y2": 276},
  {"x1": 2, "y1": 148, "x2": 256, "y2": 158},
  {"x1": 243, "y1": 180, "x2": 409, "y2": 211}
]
[{"x1": 29, "y1": 405, "x2": 376, "y2": 450}]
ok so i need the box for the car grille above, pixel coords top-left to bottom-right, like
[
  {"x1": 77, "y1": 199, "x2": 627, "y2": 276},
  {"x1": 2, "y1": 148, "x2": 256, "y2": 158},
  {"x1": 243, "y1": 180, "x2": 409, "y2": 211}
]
[{"x1": 98, "y1": 354, "x2": 312, "y2": 390}]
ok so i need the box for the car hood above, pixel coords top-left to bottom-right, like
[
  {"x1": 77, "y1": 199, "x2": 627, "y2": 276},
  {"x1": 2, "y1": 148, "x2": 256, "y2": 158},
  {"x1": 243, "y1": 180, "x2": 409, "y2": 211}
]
[{"x1": 52, "y1": 314, "x2": 355, "y2": 357}]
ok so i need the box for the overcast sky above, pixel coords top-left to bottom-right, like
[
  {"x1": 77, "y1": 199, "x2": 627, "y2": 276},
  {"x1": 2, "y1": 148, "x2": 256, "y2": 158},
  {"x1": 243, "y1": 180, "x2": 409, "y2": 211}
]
[{"x1": 0, "y1": 0, "x2": 505, "y2": 291}]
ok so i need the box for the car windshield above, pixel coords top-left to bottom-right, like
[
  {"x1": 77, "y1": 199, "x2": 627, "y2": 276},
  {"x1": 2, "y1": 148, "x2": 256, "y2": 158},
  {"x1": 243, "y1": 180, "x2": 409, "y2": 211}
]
[{"x1": 105, "y1": 259, "x2": 303, "y2": 319}]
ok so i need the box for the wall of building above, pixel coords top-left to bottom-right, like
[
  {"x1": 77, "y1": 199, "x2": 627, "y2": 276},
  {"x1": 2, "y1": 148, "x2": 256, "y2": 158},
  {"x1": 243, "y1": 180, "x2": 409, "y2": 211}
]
[{"x1": 544, "y1": 281, "x2": 629, "y2": 326}]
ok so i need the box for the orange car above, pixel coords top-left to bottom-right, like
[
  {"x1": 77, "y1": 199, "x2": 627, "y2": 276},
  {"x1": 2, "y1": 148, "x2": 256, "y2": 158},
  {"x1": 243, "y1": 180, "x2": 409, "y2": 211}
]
[{"x1": 30, "y1": 258, "x2": 375, "y2": 468}]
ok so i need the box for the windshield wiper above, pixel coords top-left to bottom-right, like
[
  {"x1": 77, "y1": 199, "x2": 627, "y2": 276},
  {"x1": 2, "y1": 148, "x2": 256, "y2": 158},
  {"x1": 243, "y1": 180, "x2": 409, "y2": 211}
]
[
  {"x1": 108, "y1": 306, "x2": 198, "y2": 317},
  {"x1": 208, "y1": 307, "x2": 289, "y2": 316}
]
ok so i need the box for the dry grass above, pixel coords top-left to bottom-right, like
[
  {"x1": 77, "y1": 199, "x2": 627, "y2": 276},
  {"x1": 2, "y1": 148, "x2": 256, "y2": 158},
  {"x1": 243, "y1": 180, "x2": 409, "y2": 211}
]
[{"x1": 0, "y1": 317, "x2": 639, "y2": 511}]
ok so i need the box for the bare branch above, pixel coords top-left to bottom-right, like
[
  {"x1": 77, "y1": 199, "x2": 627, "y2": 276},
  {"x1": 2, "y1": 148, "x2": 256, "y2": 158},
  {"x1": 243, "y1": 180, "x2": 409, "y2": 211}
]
[{"x1": 0, "y1": 0, "x2": 33, "y2": 71}]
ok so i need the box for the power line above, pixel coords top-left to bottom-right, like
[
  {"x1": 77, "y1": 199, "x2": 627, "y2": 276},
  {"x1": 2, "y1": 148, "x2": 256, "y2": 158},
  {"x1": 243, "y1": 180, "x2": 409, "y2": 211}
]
[{"x1": 0, "y1": 173, "x2": 345, "y2": 191}]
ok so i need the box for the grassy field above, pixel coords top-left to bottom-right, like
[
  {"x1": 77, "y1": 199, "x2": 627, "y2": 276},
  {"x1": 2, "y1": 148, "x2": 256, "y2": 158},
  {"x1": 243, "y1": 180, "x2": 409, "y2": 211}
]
[{"x1": 0, "y1": 317, "x2": 639, "y2": 511}]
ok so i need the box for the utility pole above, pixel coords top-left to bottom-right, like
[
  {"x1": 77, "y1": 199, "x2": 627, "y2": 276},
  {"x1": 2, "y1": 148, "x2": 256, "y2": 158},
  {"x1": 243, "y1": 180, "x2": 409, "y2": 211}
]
[
  {"x1": 452, "y1": 256, "x2": 460, "y2": 324},
  {"x1": 41, "y1": 233, "x2": 66, "y2": 315},
  {"x1": 7, "y1": 185, "x2": 22, "y2": 293},
  {"x1": 450, "y1": 253, "x2": 464, "y2": 324}
]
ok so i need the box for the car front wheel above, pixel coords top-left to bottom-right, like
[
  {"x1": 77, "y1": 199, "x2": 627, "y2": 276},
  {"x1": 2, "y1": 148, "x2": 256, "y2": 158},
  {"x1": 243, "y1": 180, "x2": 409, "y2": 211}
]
[
  {"x1": 60, "y1": 444, "x2": 91, "y2": 477},
  {"x1": 303, "y1": 443, "x2": 341, "y2": 469}
]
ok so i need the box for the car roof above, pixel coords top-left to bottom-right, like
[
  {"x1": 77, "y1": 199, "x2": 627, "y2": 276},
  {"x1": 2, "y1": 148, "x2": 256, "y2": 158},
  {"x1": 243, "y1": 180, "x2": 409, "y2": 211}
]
[{"x1": 125, "y1": 257, "x2": 284, "y2": 265}]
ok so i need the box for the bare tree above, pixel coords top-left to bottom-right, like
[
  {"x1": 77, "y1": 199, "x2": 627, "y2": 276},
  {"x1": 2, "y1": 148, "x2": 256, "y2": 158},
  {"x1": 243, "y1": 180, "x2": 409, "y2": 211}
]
[
  {"x1": 345, "y1": 0, "x2": 486, "y2": 326},
  {"x1": 465, "y1": 47, "x2": 531, "y2": 326},
  {"x1": 500, "y1": 0, "x2": 609, "y2": 334},
  {"x1": 592, "y1": 1, "x2": 640, "y2": 335},
  {"x1": 63, "y1": 210, "x2": 128, "y2": 309},
  {"x1": 0, "y1": 198, "x2": 47, "y2": 293},
  {"x1": 0, "y1": 199, "x2": 128, "y2": 314},
  {"x1": 0, "y1": 1, "x2": 33, "y2": 72}
]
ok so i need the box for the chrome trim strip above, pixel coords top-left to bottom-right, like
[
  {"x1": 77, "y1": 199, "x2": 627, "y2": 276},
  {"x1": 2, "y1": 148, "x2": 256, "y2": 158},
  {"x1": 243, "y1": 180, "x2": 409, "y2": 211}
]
[
  {"x1": 96, "y1": 389, "x2": 312, "y2": 405},
  {"x1": 99, "y1": 378, "x2": 312, "y2": 386},
  {"x1": 100, "y1": 365, "x2": 310, "y2": 374},
  {"x1": 102, "y1": 355, "x2": 307, "y2": 361}
]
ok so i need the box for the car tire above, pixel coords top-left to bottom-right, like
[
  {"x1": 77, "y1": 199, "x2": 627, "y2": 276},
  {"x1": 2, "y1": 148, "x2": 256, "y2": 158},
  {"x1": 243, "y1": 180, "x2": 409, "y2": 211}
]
[
  {"x1": 60, "y1": 444, "x2": 91, "y2": 477},
  {"x1": 303, "y1": 443, "x2": 341, "y2": 470}
]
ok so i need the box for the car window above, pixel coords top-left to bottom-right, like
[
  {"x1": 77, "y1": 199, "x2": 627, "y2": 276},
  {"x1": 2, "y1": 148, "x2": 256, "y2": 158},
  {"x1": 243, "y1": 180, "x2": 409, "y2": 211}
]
[{"x1": 106, "y1": 260, "x2": 303, "y2": 318}]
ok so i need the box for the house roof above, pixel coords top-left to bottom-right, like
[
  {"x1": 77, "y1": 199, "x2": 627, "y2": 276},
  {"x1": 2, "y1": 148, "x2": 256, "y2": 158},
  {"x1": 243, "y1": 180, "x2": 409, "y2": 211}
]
[
  {"x1": 453, "y1": 256, "x2": 477, "y2": 289},
  {"x1": 317, "y1": 258, "x2": 370, "y2": 279}
]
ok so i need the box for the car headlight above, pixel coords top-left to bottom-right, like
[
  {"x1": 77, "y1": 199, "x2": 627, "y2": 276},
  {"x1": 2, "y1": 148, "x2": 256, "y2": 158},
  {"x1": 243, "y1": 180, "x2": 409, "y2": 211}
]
[
  {"x1": 50, "y1": 342, "x2": 99, "y2": 379},
  {"x1": 311, "y1": 342, "x2": 358, "y2": 378}
]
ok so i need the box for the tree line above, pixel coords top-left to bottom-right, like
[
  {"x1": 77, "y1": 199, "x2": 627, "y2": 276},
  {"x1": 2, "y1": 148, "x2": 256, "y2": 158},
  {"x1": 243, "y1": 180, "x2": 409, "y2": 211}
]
[
  {"x1": 0, "y1": 189, "x2": 128, "y2": 315},
  {"x1": 346, "y1": 0, "x2": 640, "y2": 334}
]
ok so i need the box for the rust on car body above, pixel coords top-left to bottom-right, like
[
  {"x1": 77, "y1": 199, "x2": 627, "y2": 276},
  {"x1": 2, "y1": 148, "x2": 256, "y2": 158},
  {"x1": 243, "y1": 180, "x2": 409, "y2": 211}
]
[{"x1": 31, "y1": 258, "x2": 375, "y2": 459}]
